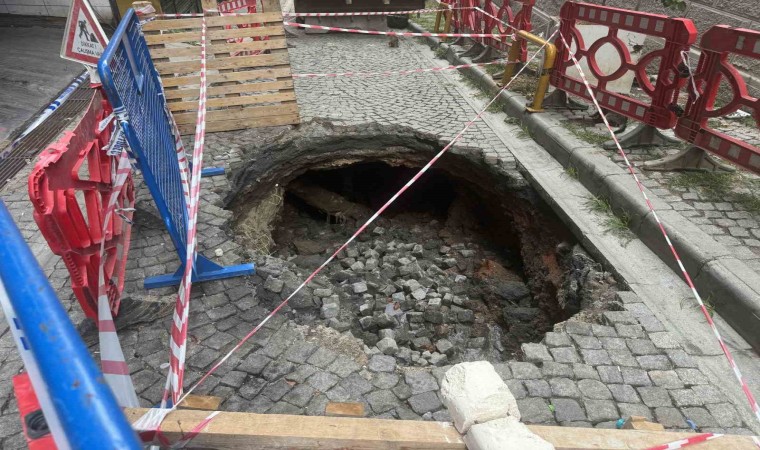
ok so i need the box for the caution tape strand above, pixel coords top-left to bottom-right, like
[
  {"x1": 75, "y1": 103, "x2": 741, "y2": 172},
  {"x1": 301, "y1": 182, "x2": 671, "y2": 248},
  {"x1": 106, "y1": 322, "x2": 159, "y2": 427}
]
[{"x1": 173, "y1": 31, "x2": 558, "y2": 407}]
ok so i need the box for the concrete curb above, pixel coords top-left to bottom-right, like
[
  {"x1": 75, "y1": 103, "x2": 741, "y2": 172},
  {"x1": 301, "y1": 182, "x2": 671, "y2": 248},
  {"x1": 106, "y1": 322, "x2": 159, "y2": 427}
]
[{"x1": 408, "y1": 23, "x2": 760, "y2": 350}]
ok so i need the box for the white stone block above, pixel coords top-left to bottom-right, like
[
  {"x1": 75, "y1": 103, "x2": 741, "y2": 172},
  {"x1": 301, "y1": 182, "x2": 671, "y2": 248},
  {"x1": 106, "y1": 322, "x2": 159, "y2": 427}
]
[
  {"x1": 464, "y1": 417, "x2": 555, "y2": 450},
  {"x1": 440, "y1": 361, "x2": 520, "y2": 433}
]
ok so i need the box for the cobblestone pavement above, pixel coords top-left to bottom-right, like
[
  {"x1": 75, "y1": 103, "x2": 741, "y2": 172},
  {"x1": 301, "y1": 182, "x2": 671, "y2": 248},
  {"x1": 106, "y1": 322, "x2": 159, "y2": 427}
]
[
  {"x1": 555, "y1": 106, "x2": 760, "y2": 275},
  {"x1": 0, "y1": 28, "x2": 758, "y2": 448}
]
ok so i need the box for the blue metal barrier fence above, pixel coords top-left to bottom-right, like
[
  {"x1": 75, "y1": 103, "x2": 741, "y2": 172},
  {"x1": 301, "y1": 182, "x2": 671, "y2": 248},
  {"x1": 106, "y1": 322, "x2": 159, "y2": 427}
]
[
  {"x1": 0, "y1": 200, "x2": 140, "y2": 449},
  {"x1": 98, "y1": 9, "x2": 254, "y2": 289}
]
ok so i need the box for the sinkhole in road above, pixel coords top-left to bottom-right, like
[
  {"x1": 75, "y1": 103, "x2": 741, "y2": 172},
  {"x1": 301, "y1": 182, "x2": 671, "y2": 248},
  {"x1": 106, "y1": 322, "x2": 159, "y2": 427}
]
[{"x1": 229, "y1": 128, "x2": 620, "y2": 366}]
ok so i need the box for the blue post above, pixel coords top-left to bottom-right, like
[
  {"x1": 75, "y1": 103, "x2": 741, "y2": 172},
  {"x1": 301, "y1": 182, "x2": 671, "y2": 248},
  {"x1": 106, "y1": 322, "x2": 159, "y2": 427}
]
[{"x1": 0, "y1": 201, "x2": 141, "y2": 450}]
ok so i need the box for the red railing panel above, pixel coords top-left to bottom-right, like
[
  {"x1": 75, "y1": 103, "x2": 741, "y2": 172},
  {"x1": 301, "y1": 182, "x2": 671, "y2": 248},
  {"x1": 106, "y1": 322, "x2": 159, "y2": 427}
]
[
  {"x1": 27, "y1": 90, "x2": 134, "y2": 319},
  {"x1": 675, "y1": 25, "x2": 760, "y2": 174},
  {"x1": 552, "y1": 1, "x2": 697, "y2": 129}
]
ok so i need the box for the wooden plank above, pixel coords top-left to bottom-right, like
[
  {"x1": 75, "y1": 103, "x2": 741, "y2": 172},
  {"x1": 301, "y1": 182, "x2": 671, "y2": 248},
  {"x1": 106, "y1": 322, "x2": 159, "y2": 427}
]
[
  {"x1": 209, "y1": 25, "x2": 284, "y2": 41},
  {"x1": 171, "y1": 103, "x2": 298, "y2": 125},
  {"x1": 180, "y1": 113, "x2": 300, "y2": 134},
  {"x1": 159, "y1": 66, "x2": 293, "y2": 87},
  {"x1": 178, "y1": 395, "x2": 223, "y2": 411},
  {"x1": 124, "y1": 408, "x2": 760, "y2": 450},
  {"x1": 155, "y1": 53, "x2": 289, "y2": 75},
  {"x1": 325, "y1": 402, "x2": 365, "y2": 418},
  {"x1": 149, "y1": 38, "x2": 287, "y2": 59},
  {"x1": 168, "y1": 90, "x2": 296, "y2": 111},
  {"x1": 125, "y1": 408, "x2": 464, "y2": 449},
  {"x1": 206, "y1": 12, "x2": 283, "y2": 27},
  {"x1": 141, "y1": 16, "x2": 202, "y2": 31},
  {"x1": 165, "y1": 80, "x2": 294, "y2": 100}
]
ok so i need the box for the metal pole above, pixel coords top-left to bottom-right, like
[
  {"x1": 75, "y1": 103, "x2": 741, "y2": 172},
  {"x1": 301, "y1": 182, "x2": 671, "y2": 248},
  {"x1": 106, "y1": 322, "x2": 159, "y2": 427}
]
[{"x1": 0, "y1": 201, "x2": 141, "y2": 450}]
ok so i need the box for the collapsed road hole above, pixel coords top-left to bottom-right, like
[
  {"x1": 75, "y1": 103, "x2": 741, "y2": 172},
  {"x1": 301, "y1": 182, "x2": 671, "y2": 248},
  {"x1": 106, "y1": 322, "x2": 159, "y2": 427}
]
[{"x1": 229, "y1": 126, "x2": 620, "y2": 367}]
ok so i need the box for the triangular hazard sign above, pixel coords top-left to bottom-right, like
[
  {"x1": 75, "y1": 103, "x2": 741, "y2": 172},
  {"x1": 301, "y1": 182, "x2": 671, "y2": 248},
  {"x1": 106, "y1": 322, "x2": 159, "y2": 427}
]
[{"x1": 60, "y1": 0, "x2": 108, "y2": 66}]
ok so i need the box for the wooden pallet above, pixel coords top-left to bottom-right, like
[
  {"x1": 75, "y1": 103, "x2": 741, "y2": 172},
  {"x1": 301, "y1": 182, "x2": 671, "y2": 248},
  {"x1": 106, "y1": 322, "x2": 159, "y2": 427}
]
[{"x1": 141, "y1": 12, "x2": 299, "y2": 134}]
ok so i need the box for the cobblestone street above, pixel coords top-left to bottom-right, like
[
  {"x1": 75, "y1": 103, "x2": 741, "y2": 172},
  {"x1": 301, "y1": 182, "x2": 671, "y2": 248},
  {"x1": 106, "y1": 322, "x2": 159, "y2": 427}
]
[{"x1": 0, "y1": 19, "x2": 759, "y2": 449}]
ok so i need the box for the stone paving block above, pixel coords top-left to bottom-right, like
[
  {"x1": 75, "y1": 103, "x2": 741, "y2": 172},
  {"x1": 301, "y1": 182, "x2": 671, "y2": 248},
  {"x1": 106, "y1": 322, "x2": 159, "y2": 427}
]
[
  {"x1": 544, "y1": 332, "x2": 572, "y2": 347},
  {"x1": 571, "y1": 335, "x2": 602, "y2": 349},
  {"x1": 637, "y1": 315, "x2": 667, "y2": 332},
  {"x1": 676, "y1": 368, "x2": 709, "y2": 386},
  {"x1": 550, "y1": 378, "x2": 581, "y2": 398},
  {"x1": 654, "y1": 407, "x2": 687, "y2": 428},
  {"x1": 517, "y1": 398, "x2": 555, "y2": 424},
  {"x1": 584, "y1": 399, "x2": 619, "y2": 423},
  {"x1": 549, "y1": 347, "x2": 581, "y2": 364},
  {"x1": 636, "y1": 355, "x2": 672, "y2": 370},
  {"x1": 691, "y1": 385, "x2": 725, "y2": 404},
  {"x1": 618, "y1": 402, "x2": 653, "y2": 421},
  {"x1": 524, "y1": 380, "x2": 552, "y2": 398},
  {"x1": 283, "y1": 384, "x2": 317, "y2": 407},
  {"x1": 608, "y1": 349, "x2": 639, "y2": 367},
  {"x1": 648, "y1": 370, "x2": 684, "y2": 389},
  {"x1": 372, "y1": 372, "x2": 400, "y2": 389},
  {"x1": 599, "y1": 337, "x2": 627, "y2": 350},
  {"x1": 626, "y1": 339, "x2": 660, "y2": 356},
  {"x1": 492, "y1": 363, "x2": 512, "y2": 381},
  {"x1": 621, "y1": 368, "x2": 652, "y2": 386},
  {"x1": 505, "y1": 379, "x2": 527, "y2": 399},
  {"x1": 615, "y1": 291, "x2": 642, "y2": 304},
  {"x1": 328, "y1": 355, "x2": 361, "y2": 377},
  {"x1": 578, "y1": 379, "x2": 613, "y2": 400},
  {"x1": 580, "y1": 349, "x2": 612, "y2": 366},
  {"x1": 706, "y1": 403, "x2": 743, "y2": 427},
  {"x1": 670, "y1": 388, "x2": 704, "y2": 407},
  {"x1": 521, "y1": 343, "x2": 553, "y2": 363},
  {"x1": 603, "y1": 311, "x2": 637, "y2": 325},
  {"x1": 564, "y1": 321, "x2": 593, "y2": 336},
  {"x1": 542, "y1": 362, "x2": 574, "y2": 378},
  {"x1": 590, "y1": 324, "x2": 617, "y2": 337},
  {"x1": 261, "y1": 378, "x2": 293, "y2": 402},
  {"x1": 307, "y1": 370, "x2": 340, "y2": 393},
  {"x1": 220, "y1": 370, "x2": 247, "y2": 389},
  {"x1": 408, "y1": 391, "x2": 443, "y2": 415},
  {"x1": 306, "y1": 347, "x2": 338, "y2": 368},
  {"x1": 681, "y1": 407, "x2": 718, "y2": 428},
  {"x1": 573, "y1": 363, "x2": 600, "y2": 380},
  {"x1": 368, "y1": 354, "x2": 396, "y2": 373},
  {"x1": 552, "y1": 398, "x2": 586, "y2": 422},
  {"x1": 648, "y1": 332, "x2": 681, "y2": 349},
  {"x1": 366, "y1": 389, "x2": 400, "y2": 414},
  {"x1": 284, "y1": 341, "x2": 318, "y2": 364},
  {"x1": 262, "y1": 360, "x2": 296, "y2": 381},
  {"x1": 404, "y1": 370, "x2": 439, "y2": 395},
  {"x1": 509, "y1": 361, "x2": 542, "y2": 379},
  {"x1": 286, "y1": 365, "x2": 317, "y2": 384},
  {"x1": 665, "y1": 349, "x2": 699, "y2": 368},
  {"x1": 597, "y1": 366, "x2": 624, "y2": 384}
]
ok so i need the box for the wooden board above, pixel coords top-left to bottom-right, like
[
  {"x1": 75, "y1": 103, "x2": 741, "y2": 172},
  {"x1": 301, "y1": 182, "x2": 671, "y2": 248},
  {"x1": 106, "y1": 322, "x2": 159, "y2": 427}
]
[
  {"x1": 124, "y1": 408, "x2": 760, "y2": 450},
  {"x1": 143, "y1": 11, "x2": 299, "y2": 134}
]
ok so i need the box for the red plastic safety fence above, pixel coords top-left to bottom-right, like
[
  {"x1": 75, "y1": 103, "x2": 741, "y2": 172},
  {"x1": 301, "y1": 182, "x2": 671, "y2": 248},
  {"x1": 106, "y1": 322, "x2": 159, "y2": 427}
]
[
  {"x1": 439, "y1": 0, "x2": 533, "y2": 60},
  {"x1": 218, "y1": 0, "x2": 266, "y2": 57},
  {"x1": 27, "y1": 90, "x2": 134, "y2": 319},
  {"x1": 675, "y1": 25, "x2": 760, "y2": 174},
  {"x1": 552, "y1": 1, "x2": 697, "y2": 129}
]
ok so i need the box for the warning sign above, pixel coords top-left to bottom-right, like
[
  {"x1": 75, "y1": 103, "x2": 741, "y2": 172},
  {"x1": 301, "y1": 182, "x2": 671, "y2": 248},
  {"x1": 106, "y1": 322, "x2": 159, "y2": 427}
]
[{"x1": 60, "y1": 0, "x2": 108, "y2": 66}]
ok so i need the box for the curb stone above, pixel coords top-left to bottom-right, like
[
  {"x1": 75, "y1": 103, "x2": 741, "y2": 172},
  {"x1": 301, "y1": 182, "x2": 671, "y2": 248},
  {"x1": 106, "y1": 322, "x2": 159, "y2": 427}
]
[{"x1": 408, "y1": 21, "x2": 760, "y2": 350}]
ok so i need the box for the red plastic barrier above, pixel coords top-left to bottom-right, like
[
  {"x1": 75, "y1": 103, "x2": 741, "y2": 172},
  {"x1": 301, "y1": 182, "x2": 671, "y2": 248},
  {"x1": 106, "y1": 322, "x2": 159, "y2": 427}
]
[
  {"x1": 13, "y1": 373, "x2": 56, "y2": 450},
  {"x1": 675, "y1": 25, "x2": 760, "y2": 174},
  {"x1": 220, "y1": 0, "x2": 266, "y2": 57},
  {"x1": 27, "y1": 90, "x2": 134, "y2": 319},
  {"x1": 552, "y1": 2, "x2": 697, "y2": 129}
]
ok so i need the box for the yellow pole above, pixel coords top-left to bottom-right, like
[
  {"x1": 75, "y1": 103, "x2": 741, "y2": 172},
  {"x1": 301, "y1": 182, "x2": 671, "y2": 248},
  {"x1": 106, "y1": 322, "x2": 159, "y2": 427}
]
[{"x1": 501, "y1": 30, "x2": 557, "y2": 113}]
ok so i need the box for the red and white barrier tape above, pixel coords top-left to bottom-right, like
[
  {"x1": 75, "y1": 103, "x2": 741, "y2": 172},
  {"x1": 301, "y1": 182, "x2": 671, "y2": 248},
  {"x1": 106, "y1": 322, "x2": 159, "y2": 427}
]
[
  {"x1": 171, "y1": 31, "x2": 558, "y2": 406},
  {"x1": 557, "y1": 32, "x2": 760, "y2": 427},
  {"x1": 283, "y1": 21, "x2": 511, "y2": 38},
  {"x1": 285, "y1": 7, "x2": 468, "y2": 17},
  {"x1": 96, "y1": 141, "x2": 140, "y2": 408},
  {"x1": 292, "y1": 60, "x2": 510, "y2": 79},
  {"x1": 164, "y1": 14, "x2": 208, "y2": 407},
  {"x1": 645, "y1": 433, "x2": 723, "y2": 450}
]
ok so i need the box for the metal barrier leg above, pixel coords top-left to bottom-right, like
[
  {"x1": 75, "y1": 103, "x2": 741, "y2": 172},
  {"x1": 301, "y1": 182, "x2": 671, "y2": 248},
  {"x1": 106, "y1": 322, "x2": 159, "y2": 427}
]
[
  {"x1": 461, "y1": 40, "x2": 486, "y2": 57},
  {"x1": 473, "y1": 45, "x2": 498, "y2": 63},
  {"x1": 542, "y1": 89, "x2": 589, "y2": 111},
  {"x1": 642, "y1": 146, "x2": 736, "y2": 172},
  {"x1": 602, "y1": 123, "x2": 680, "y2": 149},
  {"x1": 144, "y1": 254, "x2": 255, "y2": 289}
]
